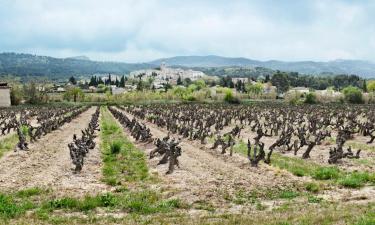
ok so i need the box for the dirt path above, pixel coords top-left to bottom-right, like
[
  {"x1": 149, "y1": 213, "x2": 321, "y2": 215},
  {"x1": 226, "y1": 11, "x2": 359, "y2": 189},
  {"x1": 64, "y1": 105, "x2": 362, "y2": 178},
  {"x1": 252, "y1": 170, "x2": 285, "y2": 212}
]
[
  {"x1": 0, "y1": 107, "x2": 110, "y2": 197},
  {"x1": 116, "y1": 109, "x2": 302, "y2": 210}
]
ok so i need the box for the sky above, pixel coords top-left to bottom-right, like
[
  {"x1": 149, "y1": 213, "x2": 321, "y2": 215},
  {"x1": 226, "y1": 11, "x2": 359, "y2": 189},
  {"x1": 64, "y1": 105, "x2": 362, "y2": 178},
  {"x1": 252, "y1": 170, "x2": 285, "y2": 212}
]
[{"x1": 0, "y1": 0, "x2": 374, "y2": 63}]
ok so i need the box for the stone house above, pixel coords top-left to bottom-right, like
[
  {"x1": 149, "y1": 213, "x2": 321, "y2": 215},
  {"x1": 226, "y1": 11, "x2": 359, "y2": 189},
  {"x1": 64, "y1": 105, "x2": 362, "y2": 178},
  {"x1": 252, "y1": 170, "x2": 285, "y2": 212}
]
[{"x1": 0, "y1": 82, "x2": 11, "y2": 107}]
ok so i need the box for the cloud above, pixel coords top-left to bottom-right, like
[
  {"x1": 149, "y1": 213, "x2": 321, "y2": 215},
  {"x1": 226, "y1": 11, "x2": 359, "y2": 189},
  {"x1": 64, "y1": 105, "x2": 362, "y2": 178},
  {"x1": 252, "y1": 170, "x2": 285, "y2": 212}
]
[{"x1": 0, "y1": 0, "x2": 374, "y2": 62}]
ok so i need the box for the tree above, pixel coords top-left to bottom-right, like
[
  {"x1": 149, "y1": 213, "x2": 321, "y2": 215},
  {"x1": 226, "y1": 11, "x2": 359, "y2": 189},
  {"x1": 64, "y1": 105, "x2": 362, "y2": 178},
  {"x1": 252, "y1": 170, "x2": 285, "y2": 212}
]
[
  {"x1": 271, "y1": 71, "x2": 290, "y2": 93},
  {"x1": 363, "y1": 80, "x2": 367, "y2": 92},
  {"x1": 64, "y1": 87, "x2": 84, "y2": 102},
  {"x1": 120, "y1": 76, "x2": 126, "y2": 87},
  {"x1": 235, "y1": 80, "x2": 243, "y2": 92},
  {"x1": 342, "y1": 86, "x2": 363, "y2": 104},
  {"x1": 245, "y1": 82, "x2": 263, "y2": 96},
  {"x1": 136, "y1": 80, "x2": 144, "y2": 91},
  {"x1": 194, "y1": 79, "x2": 206, "y2": 90},
  {"x1": 69, "y1": 76, "x2": 77, "y2": 85},
  {"x1": 183, "y1": 78, "x2": 192, "y2": 86},
  {"x1": 89, "y1": 76, "x2": 97, "y2": 86},
  {"x1": 164, "y1": 83, "x2": 172, "y2": 92},
  {"x1": 177, "y1": 76, "x2": 183, "y2": 85},
  {"x1": 367, "y1": 80, "x2": 375, "y2": 92},
  {"x1": 10, "y1": 85, "x2": 22, "y2": 105},
  {"x1": 23, "y1": 82, "x2": 41, "y2": 104},
  {"x1": 265, "y1": 74, "x2": 270, "y2": 83}
]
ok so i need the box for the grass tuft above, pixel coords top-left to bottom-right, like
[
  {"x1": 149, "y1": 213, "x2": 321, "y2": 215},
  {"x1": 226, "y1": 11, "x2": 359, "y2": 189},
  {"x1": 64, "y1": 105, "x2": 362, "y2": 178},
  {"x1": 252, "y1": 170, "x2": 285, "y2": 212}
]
[{"x1": 312, "y1": 167, "x2": 341, "y2": 180}]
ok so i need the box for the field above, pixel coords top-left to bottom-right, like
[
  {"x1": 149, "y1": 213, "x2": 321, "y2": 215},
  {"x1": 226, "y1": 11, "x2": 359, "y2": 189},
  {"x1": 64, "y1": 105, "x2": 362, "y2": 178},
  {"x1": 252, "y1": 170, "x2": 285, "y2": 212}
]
[{"x1": 0, "y1": 103, "x2": 374, "y2": 225}]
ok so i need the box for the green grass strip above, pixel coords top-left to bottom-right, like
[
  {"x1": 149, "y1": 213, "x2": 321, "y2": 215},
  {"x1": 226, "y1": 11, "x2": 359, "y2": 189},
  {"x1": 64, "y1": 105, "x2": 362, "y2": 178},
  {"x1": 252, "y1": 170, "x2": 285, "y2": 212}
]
[
  {"x1": 100, "y1": 106, "x2": 149, "y2": 186},
  {"x1": 234, "y1": 140, "x2": 375, "y2": 188}
]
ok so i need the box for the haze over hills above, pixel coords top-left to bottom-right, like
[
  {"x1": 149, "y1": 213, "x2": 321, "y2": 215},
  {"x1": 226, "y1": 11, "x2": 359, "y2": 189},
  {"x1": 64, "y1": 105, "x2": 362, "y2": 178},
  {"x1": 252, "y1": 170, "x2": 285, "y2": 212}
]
[{"x1": 1, "y1": 52, "x2": 375, "y2": 79}]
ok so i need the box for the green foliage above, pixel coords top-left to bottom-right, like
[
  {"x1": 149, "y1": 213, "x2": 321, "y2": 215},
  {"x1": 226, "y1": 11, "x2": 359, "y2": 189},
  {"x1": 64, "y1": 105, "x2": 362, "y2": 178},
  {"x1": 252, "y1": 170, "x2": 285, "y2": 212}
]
[
  {"x1": 354, "y1": 211, "x2": 375, "y2": 225},
  {"x1": 278, "y1": 190, "x2": 299, "y2": 199},
  {"x1": 110, "y1": 140, "x2": 122, "y2": 154},
  {"x1": 194, "y1": 79, "x2": 206, "y2": 90},
  {"x1": 69, "y1": 76, "x2": 77, "y2": 85},
  {"x1": 0, "y1": 194, "x2": 34, "y2": 219},
  {"x1": 245, "y1": 82, "x2": 263, "y2": 96},
  {"x1": 271, "y1": 71, "x2": 290, "y2": 93},
  {"x1": 312, "y1": 167, "x2": 341, "y2": 180},
  {"x1": 304, "y1": 92, "x2": 317, "y2": 104},
  {"x1": 305, "y1": 182, "x2": 320, "y2": 193},
  {"x1": 0, "y1": 134, "x2": 18, "y2": 159},
  {"x1": 16, "y1": 188, "x2": 44, "y2": 198},
  {"x1": 307, "y1": 195, "x2": 323, "y2": 203},
  {"x1": 368, "y1": 80, "x2": 375, "y2": 92},
  {"x1": 23, "y1": 82, "x2": 43, "y2": 104},
  {"x1": 100, "y1": 107, "x2": 149, "y2": 185},
  {"x1": 10, "y1": 85, "x2": 23, "y2": 105},
  {"x1": 224, "y1": 89, "x2": 240, "y2": 104},
  {"x1": 21, "y1": 125, "x2": 28, "y2": 136},
  {"x1": 63, "y1": 87, "x2": 84, "y2": 102},
  {"x1": 176, "y1": 76, "x2": 183, "y2": 85},
  {"x1": 342, "y1": 86, "x2": 364, "y2": 104},
  {"x1": 338, "y1": 172, "x2": 374, "y2": 188}
]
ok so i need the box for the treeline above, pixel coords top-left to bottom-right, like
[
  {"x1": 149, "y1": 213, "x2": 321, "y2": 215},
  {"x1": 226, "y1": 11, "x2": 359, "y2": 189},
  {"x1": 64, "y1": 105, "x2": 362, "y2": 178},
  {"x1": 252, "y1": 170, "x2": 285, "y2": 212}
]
[
  {"x1": 87, "y1": 75, "x2": 128, "y2": 87},
  {"x1": 218, "y1": 71, "x2": 367, "y2": 93},
  {"x1": 270, "y1": 71, "x2": 366, "y2": 93}
]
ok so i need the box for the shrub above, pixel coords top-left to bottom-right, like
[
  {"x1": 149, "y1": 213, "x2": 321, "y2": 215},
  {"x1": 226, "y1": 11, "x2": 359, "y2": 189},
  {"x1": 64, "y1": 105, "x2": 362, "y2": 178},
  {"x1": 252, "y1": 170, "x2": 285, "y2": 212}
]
[
  {"x1": 10, "y1": 85, "x2": 23, "y2": 105},
  {"x1": 284, "y1": 91, "x2": 301, "y2": 105},
  {"x1": 304, "y1": 92, "x2": 317, "y2": 104},
  {"x1": 305, "y1": 182, "x2": 320, "y2": 193},
  {"x1": 342, "y1": 86, "x2": 364, "y2": 104},
  {"x1": 224, "y1": 89, "x2": 240, "y2": 104},
  {"x1": 110, "y1": 141, "x2": 123, "y2": 154}
]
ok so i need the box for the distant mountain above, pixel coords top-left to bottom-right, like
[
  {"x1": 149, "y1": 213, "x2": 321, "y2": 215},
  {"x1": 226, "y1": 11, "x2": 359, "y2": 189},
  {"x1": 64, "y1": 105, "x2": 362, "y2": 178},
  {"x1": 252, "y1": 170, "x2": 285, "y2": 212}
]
[
  {"x1": 66, "y1": 55, "x2": 91, "y2": 61},
  {"x1": 150, "y1": 55, "x2": 259, "y2": 67},
  {"x1": 1, "y1": 53, "x2": 374, "y2": 80},
  {"x1": 0, "y1": 53, "x2": 154, "y2": 80},
  {"x1": 150, "y1": 56, "x2": 375, "y2": 78}
]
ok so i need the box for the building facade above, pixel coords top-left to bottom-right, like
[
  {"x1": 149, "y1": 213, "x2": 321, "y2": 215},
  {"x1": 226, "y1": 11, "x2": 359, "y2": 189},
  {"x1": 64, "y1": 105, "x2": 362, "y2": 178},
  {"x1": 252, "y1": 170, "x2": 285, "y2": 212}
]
[
  {"x1": 129, "y1": 63, "x2": 205, "y2": 85},
  {"x1": 0, "y1": 83, "x2": 11, "y2": 107}
]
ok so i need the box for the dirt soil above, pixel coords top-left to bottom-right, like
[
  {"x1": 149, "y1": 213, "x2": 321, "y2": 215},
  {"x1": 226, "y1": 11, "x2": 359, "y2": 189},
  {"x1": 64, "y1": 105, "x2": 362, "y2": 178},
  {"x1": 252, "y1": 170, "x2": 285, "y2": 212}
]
[
  {"x1": 117, "y1": 109, "x2": 305, "y2": 211},
  {"x1": 0, "y1": 107, "x2": 111, "y2": 197}
]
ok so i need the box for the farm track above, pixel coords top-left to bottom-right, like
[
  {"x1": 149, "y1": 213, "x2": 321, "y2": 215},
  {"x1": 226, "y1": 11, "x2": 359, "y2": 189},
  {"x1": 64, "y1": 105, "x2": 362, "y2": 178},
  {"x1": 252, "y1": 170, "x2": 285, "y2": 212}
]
[
  {"x1": 0, "y1": 107, "x2": 110, "y2": 197},
  {"x1": 116, "y1": 109, "x2": 303, "y2": 208}
]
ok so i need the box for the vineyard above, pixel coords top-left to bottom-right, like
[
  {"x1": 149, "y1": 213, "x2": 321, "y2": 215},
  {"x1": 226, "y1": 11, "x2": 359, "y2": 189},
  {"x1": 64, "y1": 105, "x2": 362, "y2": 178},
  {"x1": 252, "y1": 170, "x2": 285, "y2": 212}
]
[{"x1": 0, "y1": 103, "x2": 374, "y2": 224}]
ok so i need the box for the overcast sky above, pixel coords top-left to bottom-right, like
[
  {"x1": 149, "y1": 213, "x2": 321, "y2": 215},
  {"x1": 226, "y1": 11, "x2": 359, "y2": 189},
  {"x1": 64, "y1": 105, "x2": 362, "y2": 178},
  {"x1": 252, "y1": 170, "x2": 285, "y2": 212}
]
[{"x1": 0, "y1": 0, "x2": 374, "y2": 63}]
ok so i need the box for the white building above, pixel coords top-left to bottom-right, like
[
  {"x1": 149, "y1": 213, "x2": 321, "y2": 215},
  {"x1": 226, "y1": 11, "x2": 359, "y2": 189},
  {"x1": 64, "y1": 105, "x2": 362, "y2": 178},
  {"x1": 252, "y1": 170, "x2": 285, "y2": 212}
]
[
  {"x1": 129, "y1": 63, "x2": 205, "y2": 84},
  {"x1": 0, "y1": 83, "x2": 11, "y2": 107},
  {"x1": 289, "y1": 87, "x2": 310, "y2": 94},
  {"x1": 112, "y1": 87, "x2": 126, "y2": 95},
  {"x1": 232, "y1": 77, "x2": 249, "y2": 84}
]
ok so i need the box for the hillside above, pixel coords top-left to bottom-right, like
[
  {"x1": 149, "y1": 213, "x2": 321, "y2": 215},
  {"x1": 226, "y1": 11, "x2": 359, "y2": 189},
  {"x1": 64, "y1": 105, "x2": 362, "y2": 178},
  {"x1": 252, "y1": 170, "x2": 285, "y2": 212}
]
[
  {"x1": 150, "y1": 56, "x2": 375, "y2": 78},
  {"x1": 0, "y1": 53, "x2": 153, "y2": 80}
]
